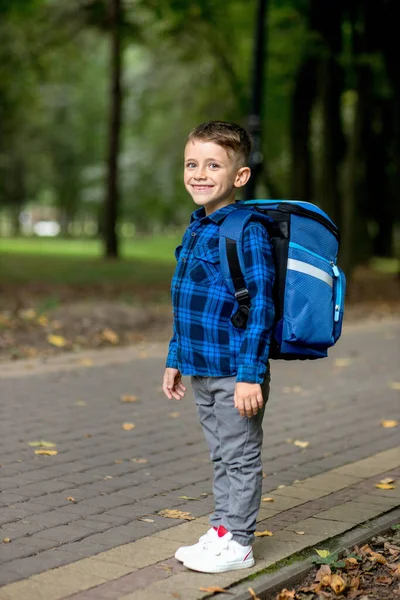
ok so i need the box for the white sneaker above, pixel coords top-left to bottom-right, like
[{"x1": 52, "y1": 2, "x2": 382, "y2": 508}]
[
  {"x1": 174, "y1": 527, "x2": 218, "y2": 563},
  {"x1": 183, "y1": 529, "x2": 254, "y2": 573}
]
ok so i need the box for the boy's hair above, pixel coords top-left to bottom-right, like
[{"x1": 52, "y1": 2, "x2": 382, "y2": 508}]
[{"x1": 187, "y1": 121, "x2": 252, "y2": 167}]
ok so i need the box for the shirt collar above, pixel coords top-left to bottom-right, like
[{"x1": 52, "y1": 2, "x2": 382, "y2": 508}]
[{"x1": 190, "y1": 201, "x2": 243, "y2": 224}]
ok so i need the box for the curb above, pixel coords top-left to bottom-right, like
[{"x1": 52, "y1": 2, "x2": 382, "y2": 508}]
[{"x1": 230, "y1": 507, "x2": 400, "y2": 600}]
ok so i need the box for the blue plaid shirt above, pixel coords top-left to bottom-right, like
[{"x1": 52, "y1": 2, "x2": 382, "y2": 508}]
[{"x1": 166, "y1": 202, "x2": 275, "y2": 383}]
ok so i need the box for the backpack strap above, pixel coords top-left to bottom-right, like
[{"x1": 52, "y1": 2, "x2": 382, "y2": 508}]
[{"x1": 219, "y1": 208, "x2": 272, "y2": 329}]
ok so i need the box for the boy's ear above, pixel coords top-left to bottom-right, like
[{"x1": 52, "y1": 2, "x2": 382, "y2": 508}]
[{"x1": 234, "y1": 166, "x2": 251, "y2": 188}]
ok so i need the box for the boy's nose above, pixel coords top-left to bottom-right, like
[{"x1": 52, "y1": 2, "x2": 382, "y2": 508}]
[{"x1": 194, "y1": 170, "x2": 207, "y2": 180}]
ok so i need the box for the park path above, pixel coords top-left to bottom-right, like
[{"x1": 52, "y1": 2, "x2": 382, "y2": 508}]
[{"x1": 0, "y1": 318, "x2": 399, "y2": 599}]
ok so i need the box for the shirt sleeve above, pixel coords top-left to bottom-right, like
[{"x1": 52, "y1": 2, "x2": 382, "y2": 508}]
[
  {"x1": 166, "y1": 325, "x2": 178, "y2": 369},
  {"x1": 236, "y1": 221, "x2": 275, "y2": 383}
]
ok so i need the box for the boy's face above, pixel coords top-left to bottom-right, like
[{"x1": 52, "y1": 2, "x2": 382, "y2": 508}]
[{"x1": 184, "y1": 140, "x2": 250, "y2": 215}]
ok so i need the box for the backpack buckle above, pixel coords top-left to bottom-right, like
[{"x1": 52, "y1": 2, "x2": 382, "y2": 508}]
[{"x1": 234, "y1": 288, "x2": 250, "y2": 304}]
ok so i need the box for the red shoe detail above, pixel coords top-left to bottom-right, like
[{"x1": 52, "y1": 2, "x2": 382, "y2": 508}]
[
  {"x1": 213, "y1": 526, "x2": 218, "y2": 531},
  {"x1": 217, "y1": 525, "x2": 229, "y2": 538},
  {"x1": 243, "y1": 549, "x2": 252, "y2": 561}
]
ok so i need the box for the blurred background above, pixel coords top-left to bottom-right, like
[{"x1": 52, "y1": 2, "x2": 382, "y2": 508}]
[{"x1": 0, "y1": 0, "x2": 399, "y2": 360}]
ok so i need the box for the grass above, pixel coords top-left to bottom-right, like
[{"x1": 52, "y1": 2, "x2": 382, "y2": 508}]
[{"x1": 0, "y1": 236, "x2": 180, "y2": 286}]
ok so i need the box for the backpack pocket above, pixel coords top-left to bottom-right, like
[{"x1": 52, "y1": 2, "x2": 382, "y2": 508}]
[{"x1": 282, "y1": 243, "x2": 342, "y2": 347}]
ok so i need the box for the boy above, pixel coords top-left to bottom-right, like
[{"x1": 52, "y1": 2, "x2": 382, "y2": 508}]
[{"x1": 162, "y1": 121, "x2": 275, "y2": 574}]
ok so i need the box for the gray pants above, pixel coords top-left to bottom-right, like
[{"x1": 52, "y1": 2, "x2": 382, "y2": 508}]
[{"x1": 191, "y1": 374, "x2": 270, "y2": 546}]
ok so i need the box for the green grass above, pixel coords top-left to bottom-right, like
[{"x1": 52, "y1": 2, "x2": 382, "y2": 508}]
[{"x1": 0, "y1": 236, "x2": 180, "y2": 287}]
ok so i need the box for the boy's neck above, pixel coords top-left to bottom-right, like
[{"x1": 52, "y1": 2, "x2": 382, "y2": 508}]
[{"x1": 205, "y1": 198, "x2": 237, "y2": 216}]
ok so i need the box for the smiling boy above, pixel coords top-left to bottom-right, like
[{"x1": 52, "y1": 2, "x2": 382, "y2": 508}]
[{"x1": 162, "y1": 121, "x2": 275, "y2": 574}]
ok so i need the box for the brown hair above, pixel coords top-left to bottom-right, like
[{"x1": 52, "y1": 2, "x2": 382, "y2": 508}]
[{"x1": 186, "y1": 121, "x2": 252, "y2": 166}]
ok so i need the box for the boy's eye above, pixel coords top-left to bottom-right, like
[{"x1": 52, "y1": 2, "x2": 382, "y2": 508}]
[
  {"x1": 186, "y1": 162, "x2": 196, "y2": 168},
  {"x1": 209, "y1": 163, "x2": 220, "y2": 169}
]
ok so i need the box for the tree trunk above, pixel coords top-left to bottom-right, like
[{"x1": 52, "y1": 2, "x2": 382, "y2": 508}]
[{"x1": 104, "y1": 0, "x2": 122, "y2": 259}]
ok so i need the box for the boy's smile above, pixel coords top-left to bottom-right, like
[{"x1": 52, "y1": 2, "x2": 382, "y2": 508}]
[{"x1": 184, "y1": 140, "x2": 250, "y2": 215}]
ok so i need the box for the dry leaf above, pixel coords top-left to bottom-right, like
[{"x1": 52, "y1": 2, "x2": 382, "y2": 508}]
[
  {"x1": 66, "y1": 496, "x2": 75, "y2": 502},
  {"x1": 254, "y1": 529, "x2": 273, "y2": 537},
  {"x1": 275, "y1": 590, "x2": 295, "y2": 600},
  {"x1": 329, "y1": 574, "x2": 346, "y2": 594},
  {"x1": 158, "y1": 509, "x2": 194, "y2": 521},
  {"x1": 262, "y1": 472, "x2": 267, "y2": 478},
  {"x1": 169, "y1": 412, "x2": 180, "y2": 418},
  {"x1": 19, "y1": 308, "x2": 36, "y2": 320},
  {"x1": 315, "y1": 564, "x2": 331, "y2": 581},
  {"x1": 131, "y1": 458, "x2": 148, "y2": 463},
  {"x1": 75, "y1": 400, "x2": 87, "y2": 407},
  {"x1": 277, "y1": 485, "x2": 286, "y2": 489},
  {"x1": 248, "y1": 588, "x2": 261, "y2": 600},
  {"x1": 369, "y1": 550, "x2": 387, "y2": 564},
  {"x1": 293, "y1": 440, "x2": 310, "y2": 448},
  {"x1": 381, "y1": 419, "x2": 398, "y2": 428},
  {"x1": 102, "y1": 328, "x2": 119, "y2": 344},
  {"x1": 78, "y1": 359, "x2": 93, "y2": 367},
  {"x1": 389, "y1": 382, "x2": 400, "y2": 390},
  {"x1": 380, "y1": 477, "x2": 395, "y2": 485},
  {"x1": 34, "y1": 449, "x2": 58, "y2": 456},
  {"x1": 2, "y1": 538, "x2": 11, "y2": 543},
  {"x1": 47, "y1": 334, "x2": 67, "y2": 348},
  {"x1": 178, "y1": 496, "x2": 199, "y2": 501},
  {"x1": 334, "y1": 358, "x2": 352, "y2": 367},
  {"x1": 37, "y1": 315, "x2": 49, "y2": 326},
  {"x1": 349, "y1": 576, "x2": 360, "y2": 590},
  {"x1": 120, "y1": 394, "x2": 138, "y2": 403},
  {"x1": 295, "y1": 531, "x2": 305, "y2": 535},
  {"x1": 375, "y1": 483, "x2": 396, "y2": 490},
  {"x1": 28, "y1": 440, "x2": 56, "y2": 448},
  {"x1": 122, "y1": 423, "x2": 135, "y2": 431},
  {"x1": 199, "y1": 586, "x2": 230, "y2": 594},
  {"x1": 137, "y1": 517, "x2": 154, "y2": 523},
  {"x1": 262, "y1": 497, "x2": 274, "y2": 503},
  {"x1": 345, "y1": 557, "x2": 359, "y2": 569},
  {"x1": 114, "y1": 460, "x2": 123, "y2": 464}
]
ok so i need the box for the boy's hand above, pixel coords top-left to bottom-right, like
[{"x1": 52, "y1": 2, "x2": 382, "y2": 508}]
[
  {"x1": 163, "y1": 368, "x2": 186, "y2": 400},
  {"x1": 234, "y1": 382, "x2": 263, "y2": 418}
]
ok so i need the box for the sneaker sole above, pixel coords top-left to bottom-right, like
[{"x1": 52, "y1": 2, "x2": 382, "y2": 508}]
[{"x1": 183, "y1": 557, "x2": 255, "y2": 573}]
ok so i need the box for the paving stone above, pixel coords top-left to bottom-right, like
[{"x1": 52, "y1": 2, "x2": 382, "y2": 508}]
[
  {"x1": 294, "y1": 473, "x2": 361, "y2": 492},
  {"x1": 0, "y1": 580, "x2": 72, "y2": 600},
  {"x1": 285, "y1": 517, "x2": 354, "y2": 537},
  {"x1": 272, "y1": 485, "x2": 327, "y2": 501},
  {"x1": 93, "y1": 537, "x2": 178, "y2": 568},
  {"x1": 314, "y1": 501, "x2": 385, "y2": 524}
]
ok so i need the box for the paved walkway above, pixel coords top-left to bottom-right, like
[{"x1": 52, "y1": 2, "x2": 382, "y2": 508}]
[{"x1": 0, "y1": 319, "x2": 399, "y2": 599}]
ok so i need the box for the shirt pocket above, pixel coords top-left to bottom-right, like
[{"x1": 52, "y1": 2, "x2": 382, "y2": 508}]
[{"x1": 190, "y1": 243, "x2": 220, "y2": 284}]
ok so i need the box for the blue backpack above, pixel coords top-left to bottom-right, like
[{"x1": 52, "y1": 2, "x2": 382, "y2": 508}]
[{"x1": 219, "y1": 200, "x2": 346, "y2": 360}]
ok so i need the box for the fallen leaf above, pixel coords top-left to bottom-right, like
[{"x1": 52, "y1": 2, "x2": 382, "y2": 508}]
[
  {"x1": 34, "y1": 449, "x2": 58, "y2": 456},
  {"x1": 262, "y1": 497, "x2": 274, "y2": 503},
  {"x1": 102, "y1": 328, "x2": 119, "y2": 344},
  {"x1": 293, "y1": 440, "x2": 310, "y2": 448},
  {"x1": 156, "y1": 564, "x2": 172, "y2": 572},
  {"x1": 2, "y1": 538, "x2": 11, "y2": 543},
  {"x1": 158, "y1": 509, "x2": 194, "y2": 521},
  {"x1": 122, "y1": 423, "x2": 135, "y2": 431},
  {"x1": 169, "y1": 412, "x2": 180, "y2": 418},
  {"x1": 254, "y1": 529, "x2": 273, "y2": 537},
  {"x1": 248, "y1": 588, "x2": 261, "y2": 600},
  {"x1": 376, "y1": 575, "x2": 393, "y2": 585},
  {"x1": 120, "y1": 394, "x2": 138, "y2": 403},
  {"x1": 131, "y1": 458, "x2": 147, "y2": 463},
  {"x1": 334, "y1": 358, "x2": 352, "y2": 367},
  {"x1": 369, "y1": 550, "x2": 387, "y2": 564},
  {"x1": 66, "y1": 496, "x2": 75, "y2": 502},
  {"x1": 262, "y1": 472, "x2": 267, "y2": 478},
  {"x1": 78, "y1": 359, "x2": 93, "y2": 367},
  {"x1": 295, "y1": 531, "x2": 306, "y2": 535},
  {"x1": 137, "y1": 517, "x2": 154, "y2": 523},
  {"x1": 37, "y1": 315, "x2": 49, "y2": 326},
  {"x1": 349, "y1": 575, "x2": 360, "y2": 590},
  {"x1": 315, "y1": 565, "x2": 332, "y2": 581},
  {"x1": 375, "y1": 483, "x2": 396, "y2": 490},
  {"x1": 345, "y1": 557, "x2": 359, "y2": 569},
  {"x1": 315, "y1": 549, "x2": 331, "y2": 558},
  {"x1": 114, "y1": 460, "x2": 124, "y2": 464},
  {"x1": 275, "y1": 590, "x2": 295, "y2": 600},
  {"x1": 19, "y1": 308, "x2": 36, "y2": 320},
  {"x1": 389, "y1": 382, "x2": 400, "y2": 390},
  {"x1": 277, "y1": 485, "x2": 286, "y2": 489},
  {"x1": 104, "y1": 476, "x2": 113, "y2": 479},
  {"x1": 381, "y1": 419, "x2": 398, "y2": 428},
  {"x1": 28, "y1": 440, "x2": 56, "y2": 448},
  {"x1": 329, "y1": 573, "x2": 346, "y2": 594},
  {"x1": 199, "y1": 586, "x2": 231, "y2": 594},
  {"x1": 47, "y1": 334, "x2": 67, "y2": 348},
  {"x1": 75, "y1": 400, "x2": 87, "y2": 407},
  {"x1": 380, "y1": 477, "x2": 395, "y2": 485},
  {"x1": 178, "y1": 496, "x2": 199, "y2": 501}
]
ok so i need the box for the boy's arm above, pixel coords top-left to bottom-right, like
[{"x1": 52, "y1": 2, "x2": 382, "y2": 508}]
[{"x1": 236, "y1": 221, "x2": 275, "y2": 384}]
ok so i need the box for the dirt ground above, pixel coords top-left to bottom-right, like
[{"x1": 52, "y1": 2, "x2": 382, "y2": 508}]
[
  {"x1": 273, "y1": 525, "x2": 400, "y2": 600},
  {"x1": 0, "y1": 266, "x2": 398, "y2": 362}
]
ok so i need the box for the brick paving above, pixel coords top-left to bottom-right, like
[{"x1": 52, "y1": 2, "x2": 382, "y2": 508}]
[{"x1": 0, "y1": 318, "x2": 399, "y2": 595}]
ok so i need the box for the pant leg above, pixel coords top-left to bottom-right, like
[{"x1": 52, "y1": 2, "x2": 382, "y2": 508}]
[
  {"x1": 209, "y1": 375, "x2": 270, "y2": 546},
  {"x1": 191, "y1": 376, "x2": 229, "y2": 528}
]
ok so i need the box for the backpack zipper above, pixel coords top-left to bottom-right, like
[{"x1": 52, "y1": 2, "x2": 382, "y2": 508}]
[{"x1": 289, "y1": 242, "x2": 341, "y2": 322}]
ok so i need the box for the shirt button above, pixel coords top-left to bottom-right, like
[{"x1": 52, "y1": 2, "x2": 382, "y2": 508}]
[
  {"x1": 191, "y1": 232, "x2": 196, "y2": 237},
  {"x1": 182, "y1": 258, "x2": 186, "y2": 262}
]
